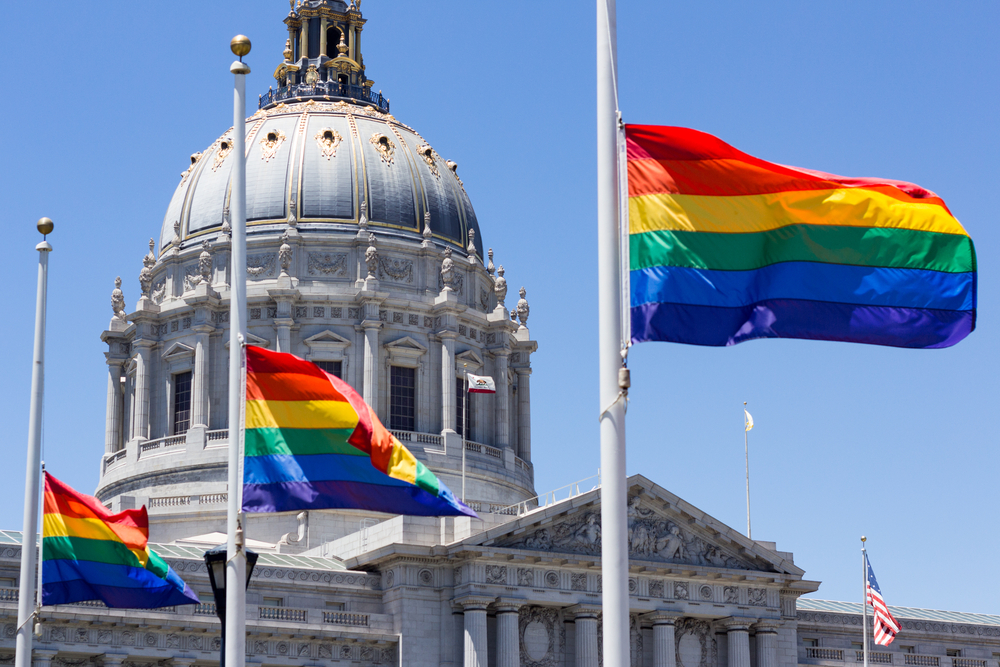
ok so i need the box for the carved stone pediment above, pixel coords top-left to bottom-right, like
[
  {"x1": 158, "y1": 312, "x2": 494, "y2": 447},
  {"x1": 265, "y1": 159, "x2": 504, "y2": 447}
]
[{"x1": 480, "y1": 475, "x2": 800, "y2": 575}]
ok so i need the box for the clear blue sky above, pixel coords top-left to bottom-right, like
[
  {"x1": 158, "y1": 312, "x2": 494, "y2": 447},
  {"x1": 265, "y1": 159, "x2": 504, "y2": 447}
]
[{"x1": 1, "y1": 1, "x2": 997, "y2": 614}]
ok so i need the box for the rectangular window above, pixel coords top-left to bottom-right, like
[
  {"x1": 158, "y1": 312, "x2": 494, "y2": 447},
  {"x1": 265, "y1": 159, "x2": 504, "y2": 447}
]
[
  {"x1": 803, "y1": 639, "x2": 818, "y2": 648},
  {"x1": 315, "y1": 360, "x2": 343, "y2": 378},
  {"x1": 325, "y1": 601, "x2": 345, "y2": 610},
  {"x1": 456, "y1": 377, "x2": 475, "y2": 438},
  {"x1": 262, "y1": 596, "x2": 283, "y2": 607},
  {"x1": 0, "y1": 577, "x2": 15, "y2": 588},
  {"x1": 173, "y1": 371, "x2": 193, "y2": 434},
  {"x1": 901, "y1": 647, "x2": 916, "y2": 654},
  {"x1": 389, "y1": 366, "x2": 416, "y2": 431},
  {"x1": 947, "y1": 651, "x2": 961, "y2": 658},
  {"x1": 852, "y1": 643, "x2": 864, "y2": 651}
]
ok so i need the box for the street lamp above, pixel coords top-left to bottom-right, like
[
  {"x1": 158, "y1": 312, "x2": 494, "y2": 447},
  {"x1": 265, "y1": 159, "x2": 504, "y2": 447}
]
[{"x1": 204, "y1": 546, "x2": 259, "y2": 667}]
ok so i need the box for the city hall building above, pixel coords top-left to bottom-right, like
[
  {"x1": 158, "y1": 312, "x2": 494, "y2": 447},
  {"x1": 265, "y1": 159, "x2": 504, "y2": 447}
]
[{"x1": 1, "y1": 2, "x2": 997, "y2": 666}]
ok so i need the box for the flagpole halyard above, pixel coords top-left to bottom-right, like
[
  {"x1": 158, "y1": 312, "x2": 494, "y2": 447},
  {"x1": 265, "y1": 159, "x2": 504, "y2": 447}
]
[{"x1": 744, "y1": 401, "x2": 751, "y2": 539}]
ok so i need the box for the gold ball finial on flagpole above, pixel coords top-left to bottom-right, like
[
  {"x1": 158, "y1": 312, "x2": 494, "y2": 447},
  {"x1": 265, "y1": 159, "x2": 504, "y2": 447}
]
[
  {"x1": 861, "y1": 535, "x2": 867, "y2": 542},
  {"x1": 231, "y1": 35, "x2": 252, "y2": 59},
  {"x1": 37, "y1": 217, "x2": 54, "y2": 236}
]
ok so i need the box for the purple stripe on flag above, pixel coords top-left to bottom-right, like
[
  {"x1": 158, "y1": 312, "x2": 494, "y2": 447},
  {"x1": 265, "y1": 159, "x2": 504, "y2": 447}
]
[
  {"x1": 631, "y1": 300, "x2": 974, "y2": 349},
  {"x1": 242, "y1": 480, "x2": 476, "y2": 517}
]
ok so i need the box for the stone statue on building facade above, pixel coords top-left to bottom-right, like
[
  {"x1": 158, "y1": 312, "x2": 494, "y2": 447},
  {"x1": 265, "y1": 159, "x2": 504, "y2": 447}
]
[
  {"x1": 516, "y1": 287, "x2": 529, "y2": 326},
  {"x1": 139, "y1": 238, "x2": 155, "y2": 297},
  {"x1": 199, "y1": 240, "x2": 213, "y2": 284},
  {"x1": 365, "y1": 233, "x2": 378, "y2": 278},
  {"x1": 440, "y1": 247, "x2": 455, "y2": 292},
  {"x1": 494, "y1": 265, "x2": 507, "y2": 307},
  {"x1": 279, "y1": 232, "x2": 293, "y2": 276},
  {"x1": 111, "y1": 277, "x2": 127, "y2": 323}
]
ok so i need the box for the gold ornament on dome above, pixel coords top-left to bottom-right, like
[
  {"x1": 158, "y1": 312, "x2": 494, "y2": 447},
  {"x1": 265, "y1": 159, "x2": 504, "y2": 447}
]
[
  {"x1": 305, "y1": 65, "x2": 319, "y2": 84},
  {"x1": 315, "y1": 128, "x2": 343, "y2": 160},
  {"x1": 369, "y1": 132, "x2": 395, "y2": 165},
  {"x1": 212, "y1": 137, "x2": 234, "y2": 172},
  {"x1": 416, "y1": 145, "x2": 439, "y2": 177},
  {"x1": 260, "y1": 129, "x2": 287, "y2": 162}
]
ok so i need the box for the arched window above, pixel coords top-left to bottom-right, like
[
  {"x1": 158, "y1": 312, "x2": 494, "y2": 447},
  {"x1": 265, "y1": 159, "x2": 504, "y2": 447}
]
[{"x1": 326, "y1": 26, "x2": 342, "y2": 58}]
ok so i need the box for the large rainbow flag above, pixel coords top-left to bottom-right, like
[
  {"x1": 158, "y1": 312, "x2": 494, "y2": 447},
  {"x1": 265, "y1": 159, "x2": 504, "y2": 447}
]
[
  {"x1": 242, "y1": 346, "x2": 476, "y2": 517},
  {"x1": 42, "y1": 473, "x2": 198, "y2": 608},
  {"x1": 626, "y1": 125, "x2": 977, "y2": 348}
]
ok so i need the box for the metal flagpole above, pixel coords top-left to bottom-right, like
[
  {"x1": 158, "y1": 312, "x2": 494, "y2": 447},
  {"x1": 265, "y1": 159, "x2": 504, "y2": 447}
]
[
  {"x1": 15, "y1": 218, "x2": 53, "y2": 667},
  {"x1": 226, "y1": 36, "x2": 251, "y2": 667},
  {"x1": 862, "y1": 536, "x2": 869, "y2": 667},
  {"x1": 744, "y1": 402, "x2": 751, "y2": 539},
  {"x1": 462, "y1": 364, "x2": 467, "y2": 502},
  {"x1": 597, "y1": 0, "x2": 629, "y2": 665}
]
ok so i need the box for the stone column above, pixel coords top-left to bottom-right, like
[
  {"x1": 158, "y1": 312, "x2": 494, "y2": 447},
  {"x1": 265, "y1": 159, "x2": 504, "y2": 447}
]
[
  {"x1": 441, "y1": 333, "x2": 457, "y2": 433},
  {"x1": 33, "y1": 649, "x2": 58, "y2": 667},
  {"x1": 494, "y1": 351, "x2": 509, "y2": 448},
  {"x1": 754, "y1": 620, "x2": 780, "y2": 667},
  {"x1": 288, "y1": 24, "x2": 298, "y2": 60},
  {"x1": 567, "y1": 605, "x2": 601, "y2": 667},
  {"x1": 301, "y1": 17, "x2": 310, "y2": 60},
  {"x1": 105, "y1": 359, "x2": 124, "y2": 453},
  {"x1": 192, "y1": 327, "x2": 211, "y2": 427},
  {"x1": 133, "y1": 342, "x2": 153, "y2": 441},
  {"x1": 646, "y1": 612, "x2": 680, "y2": 667},
  {"x1": 363, "y1": 322, "x2": 380, "y2": 409},
  {"x1": 495, "y1": 598, "x2": 525, "y2": 667},
  {"x1": 348, "y1": 23, "x2": 356, "y2": 61},
  {"x1": 723, "y1": 618, "x2": 754, "y2": 667},
  {"x1": 455, "y1": 596, "x2": 492, "y2": 667},
  {"x1": 319, "y1": 17, "x2": 328, "y2": 56},
  {"x1": 515, "y1": 368, "x2": 531, "y2": 460}
]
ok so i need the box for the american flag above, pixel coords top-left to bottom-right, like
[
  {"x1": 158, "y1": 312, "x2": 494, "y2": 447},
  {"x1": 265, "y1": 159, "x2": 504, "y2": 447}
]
[{"x1": 866, "y1": 555, "x2": 901, "y2": 646}]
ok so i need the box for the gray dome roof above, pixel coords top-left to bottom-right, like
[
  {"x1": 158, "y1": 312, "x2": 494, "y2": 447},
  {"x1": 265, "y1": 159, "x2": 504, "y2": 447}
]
[{"x1": 160, "y1": 100, "x2": 483, "y2": 257}]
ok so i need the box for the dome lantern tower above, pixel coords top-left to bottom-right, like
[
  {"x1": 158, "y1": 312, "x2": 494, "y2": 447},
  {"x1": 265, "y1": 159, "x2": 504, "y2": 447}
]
[{"x1": 264, "y1": 0, "x2": 386, "y2": 112}]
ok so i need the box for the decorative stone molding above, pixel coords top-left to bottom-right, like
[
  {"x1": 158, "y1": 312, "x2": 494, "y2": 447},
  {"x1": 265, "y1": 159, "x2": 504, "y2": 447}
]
[
  {"x1": 518, "y1": 606, "x2": 565, "y2": 667},
  {"x1": 308, "y1": 252, "x2": 347, "y2": 276},
  {"x1": 378, "y1": 256, "x2": 413, "y2": 283},
  {"x1": 675, "y1": 618, "x2": 718, "y2": 667}
]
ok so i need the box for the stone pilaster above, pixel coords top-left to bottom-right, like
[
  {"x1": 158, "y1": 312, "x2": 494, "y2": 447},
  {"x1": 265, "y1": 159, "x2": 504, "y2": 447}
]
[
  {"x1": 441, "y1": 332, "x2": 457, "y2": 433},
  {"x1": 723, "y1": 618, "x2": 755, "y2": 667},
  {"x1": 33, "y1": 650, "x2": 58, "y2": 667},
  {"x1": 494, "y1": 350, "x2": 509, "y2": 448},
  {"x1": 104, "y1": 357, "x2": 124, "y2": 453},
  {"x1": 455, "y1": 595, "x2": 492, "y2": 667},
  {"x1": 358, "y1": 291, "x2": 385, "y2": 412},
  {"x1": 495, "y1": 598, "x2": 525, "y2": 667},
  {"x1": 515, "y1": 367, "x2": 531, "y2": 460},
  {"x1": 191, "y1": 326, "x2": 211, "y2": 428},
  {"x1": 755, "y1": 620, "x2": 781, "y2": 667},
  {"x1": 567, "y1": 604, "x2": 602, "y2": 667},
  {"x1": 132, "y1": 341, "x2": 153, "y2": 442},
  {"x1": 645, "y1": 612, "x2": 681, "y2": 667}
]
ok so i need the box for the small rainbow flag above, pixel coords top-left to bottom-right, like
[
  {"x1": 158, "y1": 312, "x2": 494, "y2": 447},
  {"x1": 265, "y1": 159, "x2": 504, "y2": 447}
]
[
  {"x1": 242, "y1": 346, "x2": 476, "y2": 517},
  {"x1": 626, "y1": 125, "x2": 977, "y2": 349},
  {"x1": 42, "y1": 473, "x2": 198, "y2": 608}
]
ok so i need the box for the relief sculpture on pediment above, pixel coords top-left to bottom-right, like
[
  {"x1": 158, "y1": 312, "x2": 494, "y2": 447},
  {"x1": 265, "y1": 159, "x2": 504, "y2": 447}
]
[{"x1": 502, "y1": 496, "x2": 757, "y2": 569}]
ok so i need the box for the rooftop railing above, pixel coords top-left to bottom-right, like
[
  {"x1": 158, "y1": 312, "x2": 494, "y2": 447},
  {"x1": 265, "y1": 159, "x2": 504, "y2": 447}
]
[{"x1": 259, "y1": 82, "x2": 389, "y2": 113}]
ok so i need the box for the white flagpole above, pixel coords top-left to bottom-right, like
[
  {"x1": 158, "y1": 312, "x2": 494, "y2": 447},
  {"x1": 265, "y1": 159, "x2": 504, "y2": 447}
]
[
  {"x1": 462, "y1": 364, "x2": 467, "y2": 502},
  {"x1": 15, "y1": 219, "x2": 53, "y2": 667},
  {"x1": 226, "y1": 36, "x2": 251, "y2": 667},
  {"x1": 862, "y1": 536, "x2": 869, "y2": 667},
  {"x1": 597, "y1": 0, "x2": 629, "y2": 665},
  {"x1": 744, "y1": 402, "x2": 751, "y2": 539}
]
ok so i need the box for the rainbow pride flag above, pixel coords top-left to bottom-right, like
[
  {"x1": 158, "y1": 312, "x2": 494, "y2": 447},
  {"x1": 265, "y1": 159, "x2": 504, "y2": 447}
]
[
  {"x1": 626, "y1": 125, "x2": 976, "y2": 348},
  {"x1": 42, "y1": 473, "x2": 198, "y2": 608},
  {"x1": 242, "y1": 346, "x2": 476, "y2": 517}
]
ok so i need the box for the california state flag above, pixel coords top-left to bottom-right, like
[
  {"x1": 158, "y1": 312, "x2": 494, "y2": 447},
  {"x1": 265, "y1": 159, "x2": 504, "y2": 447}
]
[{"x1": 467, "y1": 374, "x2": 496, "y2": 393}]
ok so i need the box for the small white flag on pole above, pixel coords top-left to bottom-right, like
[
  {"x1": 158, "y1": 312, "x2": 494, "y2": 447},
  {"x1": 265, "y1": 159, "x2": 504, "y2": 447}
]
[
  {"x1": 467, "y1": 374, "x2": 496, "y2": 394},
  {"x1": 744, "y1": 409, "x2": 754, "y2": 432}
]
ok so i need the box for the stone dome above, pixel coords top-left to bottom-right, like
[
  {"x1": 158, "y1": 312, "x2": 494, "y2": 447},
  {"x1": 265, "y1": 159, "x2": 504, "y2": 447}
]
[{"x1": 159, "y1": 100, "x2": 484, "y2": 259}]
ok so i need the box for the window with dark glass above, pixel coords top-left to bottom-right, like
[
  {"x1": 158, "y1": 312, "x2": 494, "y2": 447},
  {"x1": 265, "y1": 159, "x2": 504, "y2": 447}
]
[
  {"x1": 173, "y1": 371, "x2": 192, "y2": 434},
  {"x1": 456, "y1": 377, "x2": 475, "y2": 438},
  {"x1": 315, "y1": 360, "x2": 343, "y2": 378},
  {"x1": 389, "y1": 366, "x2": 416, "y2": 431}
]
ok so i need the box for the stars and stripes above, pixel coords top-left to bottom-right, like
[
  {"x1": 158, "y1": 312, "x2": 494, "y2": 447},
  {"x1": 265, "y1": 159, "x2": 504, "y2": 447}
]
[{"x1": 866, "y1": 555, "x2": 901, "y2": 646}]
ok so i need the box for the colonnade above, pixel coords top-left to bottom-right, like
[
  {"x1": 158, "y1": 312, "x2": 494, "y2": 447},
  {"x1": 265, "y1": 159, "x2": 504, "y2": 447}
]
[{"x1": 454, "y1": 595, "x2": 780, "y2": 667}]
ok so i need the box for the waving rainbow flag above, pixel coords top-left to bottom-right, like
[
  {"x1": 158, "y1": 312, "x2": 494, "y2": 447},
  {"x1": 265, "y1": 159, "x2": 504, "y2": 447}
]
[
  {"x1": 242, "y1": 346, "x2": 475, "y2": 517},
  {"x1": 626, "y1": 125, "x2": 976, "y2": 348},
  {"x1": 42, "y1": 473, "x2": 198, "y2": 608}
]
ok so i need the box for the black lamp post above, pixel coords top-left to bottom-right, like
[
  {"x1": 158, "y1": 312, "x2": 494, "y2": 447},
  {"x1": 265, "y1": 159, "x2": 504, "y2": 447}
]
[{"x1": 204, "y1": 546, "x2": 259, "y2": 667}]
